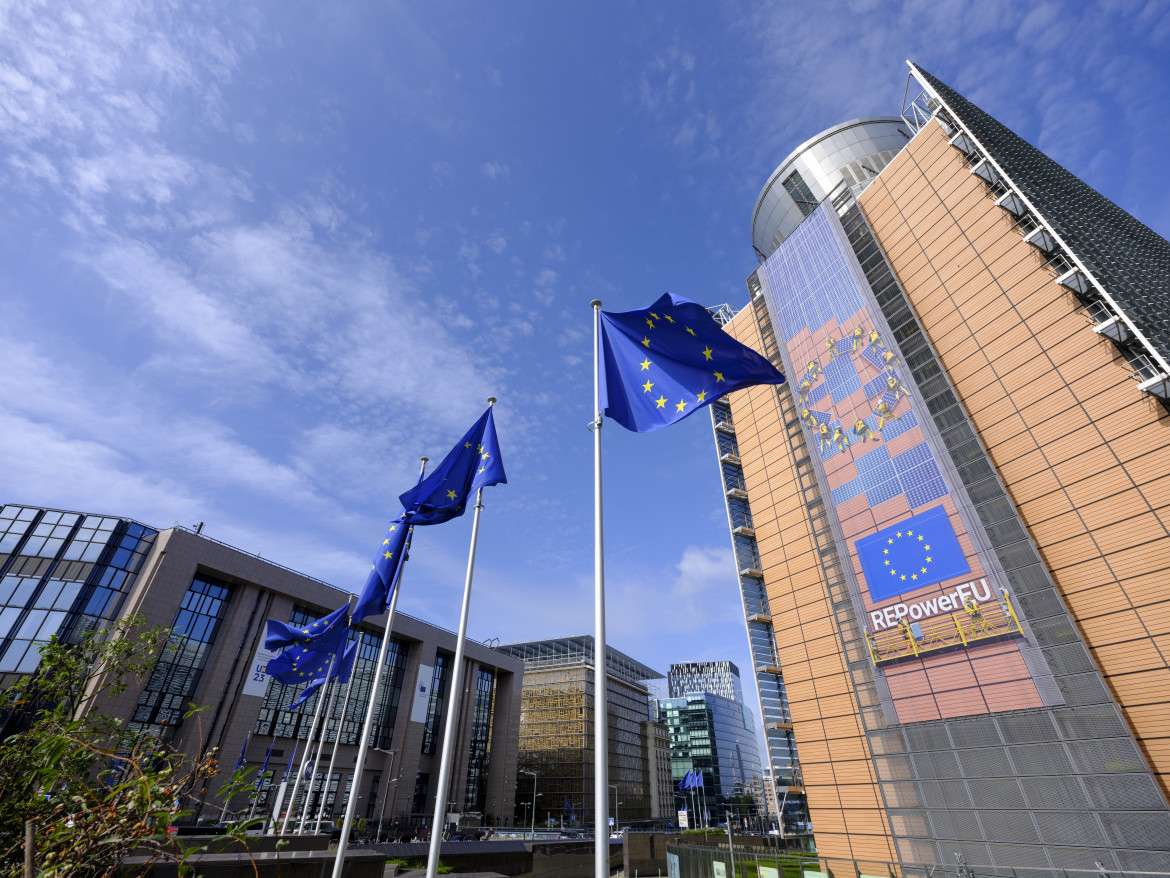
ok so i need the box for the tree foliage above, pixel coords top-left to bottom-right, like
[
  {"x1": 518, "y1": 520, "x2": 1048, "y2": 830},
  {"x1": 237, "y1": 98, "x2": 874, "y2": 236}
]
[{"x1": 0, "y1": 616, "x2": 239, "y2": 878}]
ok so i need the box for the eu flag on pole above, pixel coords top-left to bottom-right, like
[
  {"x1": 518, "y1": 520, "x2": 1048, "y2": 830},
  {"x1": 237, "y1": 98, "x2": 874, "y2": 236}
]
[
  {"x1": 267, "y1": 624, "x2": 351, "y2": 688},
  {"x1": 352, "y1": 515, "x2": 410, "y2": 624},
  {"x1": 398, "y1": 405, "x2": 507, "y2": 525},
  {"x1": 855, "y1": 505, "x2": 971, "y2": 603},
  {"x1": 599, "y1": 292, "x2": 785, "y2": 432},
  {"x1": 265, "y1": 603, "x2": 348, "y2": 651},
  {"x1": 286, "y1": 641, "x2": 358, "y2": 709}
]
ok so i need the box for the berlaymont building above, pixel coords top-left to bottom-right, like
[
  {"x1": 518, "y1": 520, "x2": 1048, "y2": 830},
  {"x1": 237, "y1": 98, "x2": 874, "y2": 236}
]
[{"x1": 709, "y1": 62, "x2": 1170, "y2": 872}]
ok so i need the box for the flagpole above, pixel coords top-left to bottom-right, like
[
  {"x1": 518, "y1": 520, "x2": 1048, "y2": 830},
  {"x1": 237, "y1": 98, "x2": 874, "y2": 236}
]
[
  {"x1": 248, "y1": 737, "x2": 276, "y2": 821},
  {"x1": 317, "y1": 658, "x2": 358, "y2": 827},
  {"x1": 220, "y1": 732, "x2": 251, "y2": 822},
  {"x1": 426, "y1": 397, "x2": 496, "y2": 878},
  {"x1": 590, "y1": 300, "x2": 609, "y2": 878},
  {"x1": 302, "y1": 594, "x2": 356, "y2": 832},
  {"x1": 330, "y1": 457, "x2": 427, "y2": 878},
  {"x1": 299, "y1": 675, "x2": 341, "y2": 833},
  {"x1": 280, "y1": 645, "x2": 341, "y2": 835}
]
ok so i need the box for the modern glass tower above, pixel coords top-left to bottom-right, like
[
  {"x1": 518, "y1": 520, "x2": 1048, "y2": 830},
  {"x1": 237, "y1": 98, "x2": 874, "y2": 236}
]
[
  {"x1": 713, "y1": 62, "x2": 1170, "y2": 871},
  {"x1": 668, "y1": 660, "x2": 746, "y2": 703}
]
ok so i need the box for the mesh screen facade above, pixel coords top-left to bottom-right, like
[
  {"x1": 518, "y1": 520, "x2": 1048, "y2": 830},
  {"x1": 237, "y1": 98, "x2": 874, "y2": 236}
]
[{"x1": 719, "y1": 65, "x2": 1170, "y2": 871}]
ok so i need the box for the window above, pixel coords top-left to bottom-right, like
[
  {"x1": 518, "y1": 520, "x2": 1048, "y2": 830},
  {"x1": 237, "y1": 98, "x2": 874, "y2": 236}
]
[
  {"x1": 131, "y1": 573, "x2": 232, "y2": 736},
  {"x1": 421, "y1": 655, "x2": 450, "y2": 754},
  {"x1": 782, "y1": 171, "x2": 818, "y2": 217}
]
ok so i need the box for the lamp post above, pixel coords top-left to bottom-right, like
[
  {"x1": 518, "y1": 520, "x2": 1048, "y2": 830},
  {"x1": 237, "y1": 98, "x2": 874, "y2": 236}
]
[
  {"x1": 608, "y1": 784, "x2": 621, "y2": 835},
  {"x1": 519, "y1": 769, "x2": 538, "y2": 839},
  {"x1": 373, "y1": 749, "x2": 398, "y2": 843}
]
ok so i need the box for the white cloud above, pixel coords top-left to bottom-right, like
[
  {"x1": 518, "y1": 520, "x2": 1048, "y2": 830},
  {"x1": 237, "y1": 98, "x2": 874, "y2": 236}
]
[{"x1": 481, "y1": 161, "x2": 509, "y2": 180}]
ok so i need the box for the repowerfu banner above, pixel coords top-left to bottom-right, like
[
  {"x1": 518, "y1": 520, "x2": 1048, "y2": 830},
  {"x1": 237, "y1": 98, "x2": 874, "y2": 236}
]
[{"x1": 756, "y1": 204, "x2": 1054, "y2": 723}]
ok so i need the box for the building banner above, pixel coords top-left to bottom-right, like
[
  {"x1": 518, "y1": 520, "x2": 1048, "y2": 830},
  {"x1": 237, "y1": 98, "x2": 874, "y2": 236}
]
[
  {"x1": 756, "y1": 203, "x2": 1054, "y2": 723},
  {"x1": 242, "y1": 644, "x2": 280, "y2": 698},
  {"x1": 410, "y1": 664, "x2": 433, "y2": 723}
]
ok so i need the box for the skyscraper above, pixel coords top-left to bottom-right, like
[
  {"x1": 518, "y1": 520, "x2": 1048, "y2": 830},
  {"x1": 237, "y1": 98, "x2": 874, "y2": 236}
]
[
  {"x1": 713, "y1": 62, "x2": 1170, "y2": 871},
  {"x1": 494, "y1": 635, "x2": 671, "y2": 825},
  {"x1": 668, "y1": 660, "x2": 745, "y2": 703}
]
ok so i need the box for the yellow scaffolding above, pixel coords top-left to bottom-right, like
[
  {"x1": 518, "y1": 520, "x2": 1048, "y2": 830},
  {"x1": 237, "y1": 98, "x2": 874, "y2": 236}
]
[{"x1": 866, "y1": 592, "x2": 1023, "y2": 666}]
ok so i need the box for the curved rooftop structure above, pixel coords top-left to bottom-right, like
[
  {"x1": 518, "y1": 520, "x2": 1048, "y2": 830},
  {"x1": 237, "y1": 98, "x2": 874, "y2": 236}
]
[{"x1": 751, "y1": 117, "x2": 911, "y2": 260}]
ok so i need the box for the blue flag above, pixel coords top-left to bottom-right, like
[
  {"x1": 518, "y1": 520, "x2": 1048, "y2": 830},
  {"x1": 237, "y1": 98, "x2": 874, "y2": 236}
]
[
  {"x1": 599, "y1": 293, "x2": 785, "y2": 432},
  {"x1": 855, "y1": 505, "x2": 971, "y2": 603},
  {"x1": 353, "y1": 515, "x2": 411, "y2": 624},
  {"x1": 267, "y1": 620, "x2": 351, "y2": 688},
  {"x1": 694, "y1": 771, "x2": 703, "y2": 789},
  {"x1": 286, "y1": 641, "x2": 358, "y2": 709},
  {"x1": 398, "y1": 405, "x2": 507, "y2": 525},
  {"x1": 265, "y1": 603, "x2": 348, "y2": 651}
]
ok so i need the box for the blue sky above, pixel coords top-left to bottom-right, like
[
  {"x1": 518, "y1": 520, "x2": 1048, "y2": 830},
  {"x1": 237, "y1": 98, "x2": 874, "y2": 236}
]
[{"x1": 2, "y1": 0, "x2": 1169, "y2": 727}]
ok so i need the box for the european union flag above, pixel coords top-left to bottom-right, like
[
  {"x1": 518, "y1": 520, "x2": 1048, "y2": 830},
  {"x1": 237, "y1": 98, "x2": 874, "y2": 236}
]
[
  {"x1": 352, "y1": 514, "x2": 411, "y2": 624},
  {"x1": 267, "y1": 626, "x2": 351, "y2": 688},
  {"x1": 855, "y1": 505, "x2": 971, "y2": 603},
  {"x1": 599, "y1": 293, "x2": 785, "y2": 433},
  {"x1": 265, "y1": 603, "x2": 348, "y2": 651},
  {"x1": 398, "y1": 405, "x2": 507, "y2": 525},
  {"x1": 286, "y1": 641, "x2": 358, "y2": 709}
]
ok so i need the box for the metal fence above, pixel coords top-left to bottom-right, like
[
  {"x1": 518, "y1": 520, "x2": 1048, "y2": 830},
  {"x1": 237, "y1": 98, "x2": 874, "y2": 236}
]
[{"x1": 664, "y1": 843, "x2": 1170, "y2": 878}]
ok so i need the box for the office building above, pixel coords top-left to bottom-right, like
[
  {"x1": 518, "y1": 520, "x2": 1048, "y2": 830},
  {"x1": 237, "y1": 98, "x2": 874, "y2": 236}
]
[
  {"x1": 657, "y1": 692, "x2": 765, "y2": 820},
  {"x1": 0, "y1": 503, "x2": 523, "y2": 830},
  {"x1": 494, "y1": 635, "x2": 670, "y2": 826},
  {"x1": 668, "y1": 660, "x2": 745, "y2": 703},
  {"x1": 711, "y1": 61, "x2": 1170, "y2": 870}
]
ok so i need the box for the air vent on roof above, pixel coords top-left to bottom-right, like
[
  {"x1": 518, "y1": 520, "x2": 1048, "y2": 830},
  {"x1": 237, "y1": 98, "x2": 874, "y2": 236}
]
[
  {"x1": 994, "y1": 191, "x2": 1027, "y2": 217},
  {"x1": 948, "y1": 131, "x2": 976, "y2": 156},
  {"x1": 970, "y1": 157, "x2": 1000, "y2": 185},
  {"x1": 1056, "y1": 267, "x2": 1092, "y2": 297},
  {"x1": 1130, "y1": 355, "x2": 1170, "y2": 399},
  {"x1": 1022, "y1": 227, "x2": 1057, "y2": 254},
  {"x1": 1083, "y1": 300, "x2": 1134, "y2": 344}
]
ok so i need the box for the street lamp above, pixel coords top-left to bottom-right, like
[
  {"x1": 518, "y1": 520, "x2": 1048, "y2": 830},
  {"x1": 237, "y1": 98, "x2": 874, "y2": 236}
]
[
  {"x1": 373, "y1": 749, "x2": 398, "y2": 843},
  {"x1": 609, "y1": 784, "x2": 622, "y2": 836},
  {"x1": 519, "y1": 769, "x2": 538, "y2": 839}
]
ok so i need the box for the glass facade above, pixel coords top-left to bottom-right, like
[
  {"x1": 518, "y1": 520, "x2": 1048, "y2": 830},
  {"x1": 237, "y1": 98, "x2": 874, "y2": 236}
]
[
  {"x1": 132, "y1": 572, "x2": 232, "y2": 737},
  {"x1": 658, "y1": 692, "x2": 765, "y2": 812},
  {"x1": 421, "y1": 653, "x2": 449, "y2": 755},
  {"x1": 782, "y1": 170, "x2": 818, "y2": 218},
  {"x1": 463, "y1": 666, "x2": 495, "y2": 812},
  {"x1": 0, "y1": 505, "x2": 157, "y2": 674},
  {"x1": 668, "y1": 662, "x2": 744, "y2": 704},
  {"x1": 709, "y1": 389, "x2": 809, "y2": 832},
  {"x1": 496, "y1": 636, "x2": 662, "y2": 825}
]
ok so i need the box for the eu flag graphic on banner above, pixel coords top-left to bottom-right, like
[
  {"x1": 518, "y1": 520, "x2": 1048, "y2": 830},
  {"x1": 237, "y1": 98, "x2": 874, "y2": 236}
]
[
  {"x1": 353, "y1": 514, "x2": 410, "y2": 624},
  {"x1": 599, "y1": 292, "x2": 785, "y2": 433},
  {"x1": 265, "y1": 603, "x2": 348, "y2": 651},
  {"x1": 855, "y1": 505, "x2": 971, "y2": 603},
  {"x1": 398, "y1": 405, "x2": 507, "y2": 525}
]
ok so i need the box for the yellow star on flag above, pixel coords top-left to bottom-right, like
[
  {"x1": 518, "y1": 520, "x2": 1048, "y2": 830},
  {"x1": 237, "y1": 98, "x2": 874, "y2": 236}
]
[
  {"x1": 655, "y1": 395, "x2": 667, "y2": 409},
  {"x1": 675, "y1": 399, "x2": 687, "y2": 412},
  {"x1": 642, "y1": 380, "x2": 653, "y2": 393},
  {"x1": 446, "y1": 489, "x2": 458, "y2": 500},
  {"x1": 696, "y1": 390, "x2": 707, "y2": 403},
  {"x1": 714, "y1": 371, "x2": 725, "y2": 382},
  {"x1": 642, "y1": 336, "x2": 651, "y2": 347},
  {"x1": 702, "y1": 346, "x2": 713, "y2": 361},
  {"x1": 640, "y1": 358, "x2": 651, "y2": 371}
]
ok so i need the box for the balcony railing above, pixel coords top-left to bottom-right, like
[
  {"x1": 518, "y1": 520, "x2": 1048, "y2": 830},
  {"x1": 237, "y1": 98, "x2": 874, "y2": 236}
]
[{"x1": 866, "y1": 593, "x2": 1023, "y2": 666}]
